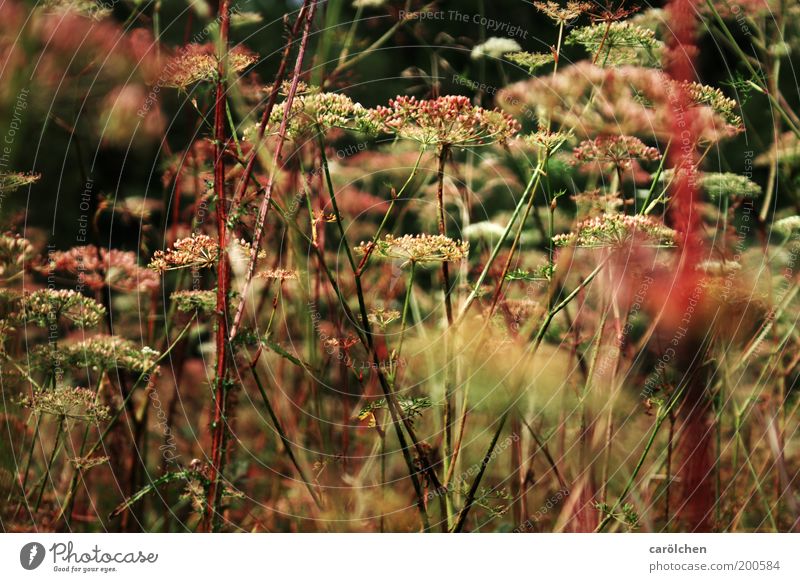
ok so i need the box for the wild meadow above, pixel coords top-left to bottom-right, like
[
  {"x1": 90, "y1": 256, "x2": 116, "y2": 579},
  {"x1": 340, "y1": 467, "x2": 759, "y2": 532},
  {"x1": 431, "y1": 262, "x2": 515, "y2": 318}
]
[{"x1": 0, "y1": 0, "x2": 799, "y2": 533}]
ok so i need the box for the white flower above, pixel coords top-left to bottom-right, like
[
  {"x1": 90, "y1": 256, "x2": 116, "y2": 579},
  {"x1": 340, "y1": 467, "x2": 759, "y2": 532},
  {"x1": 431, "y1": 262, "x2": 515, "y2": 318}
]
[
  {"x1": 352, "y1": 0, "x2": 386, "y2": 8},
  {"x1": 471, "y1": 37, "x2": 523, "y2": 60}
]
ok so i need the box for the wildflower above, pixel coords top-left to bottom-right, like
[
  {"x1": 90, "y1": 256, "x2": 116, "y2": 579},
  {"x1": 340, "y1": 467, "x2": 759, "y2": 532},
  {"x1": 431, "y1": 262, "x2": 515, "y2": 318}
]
[
  {"x1": 375, "y1": 95, "x2": 520, "y2": 148},
  {"x1": 566, "y1": 22, "x2": 663, "y2": 66},
  {"x1": 171, "y1": 290, "x2": 217, "y2": 314},
  {"x1": 46, "y1": 245, "x2": 159, "y2": 292},
  {"x1": 498, "y1": 63, "x2": 743, "y2": 141},
  {"x1": 523, "y1": 128, "x2": 573, "y2": 154},
  {"x1": 368, "y1": 307, "x2": 401, "y2": 328},
  {"x1": 553, "y1": 214, "x2": 676, "y2": 248},
  {"x1": 16, "y1": 289, "x2": 105, "y2": 329},
  {"x1": 682, "y1": 81, "x2": 742, "y2": 128},
  {"x1": 657, "y1": 170, "x2": 762, "y2": 201},
  {"x1": 22, "y1": 386, "x2": 110, "y2": 422},
  {"x1": 0, "y1": 171, "x2": 40, "y2": 193},
  {"x1": 149, "y1": 234, "x2": 219, "y2": 273},
  {"x1": 773, "y1": 216, "x2": 800, "y2": 237},
  {"x1": 471, "y1": 37, "x2": 522, "y2": 60},
  {"x1": 257, "y1": 268, "x2": 298, "y2": 281},
  {"x1": 505, "y1": 51, "x2": 555, "y2": 74},
  {"x1": 356, "y1": 234, "x2": 469, "y2": 266},
  {"x1": 534, "y1": 1, "x2": 592, "y2": 24},
  {"x1": 266, "y1": 91, "x2": 378, "y2": 138},
  {"x1": 163, "y1": 44, "x2": 257, "y2": 89},
  {"x1": 0, "y1": 233, "x2": 34, "y2": 277},
  {"x1": 45, "y1": 335, "x2": 159, "y2": 373},
  {"x1": 573, "y1": 135, "x2": 661, "y2": 171}
]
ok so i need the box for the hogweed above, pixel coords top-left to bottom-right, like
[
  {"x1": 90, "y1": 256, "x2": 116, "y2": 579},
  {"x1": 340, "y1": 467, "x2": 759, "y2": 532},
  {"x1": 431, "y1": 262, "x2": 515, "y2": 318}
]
[
  {"x1": 375, "y1": 95, "x2": 520, "y2": 148},
  {"x1": 566, "y1": 21, "x2": 663, "y2": 66},
  {"x1": 171, "y1": 290, "x2": 218, "y2": 314},
  {"x1": 505, "y1": 51, "x2": 555, "y2": 74},
  {"x1": 573, "y1": 135, "x2": 661, "y2": 171},
  {"x1": 47, "y1": 245, "x2": 159, "y2": 292},
  {"x1": 16, "y1": 289, "x2": 106, "y2": 329},
  {"x1": 21, "y1": 386, "x2": 110, "y2": 422},
  {"x1": 534, "y1": 1, "x2": 592, "y2": 24},
  {"x1": 471, "y1": 37, "x2": 522, "y2": 60},
  {"x1": 163, "y1": 45, "x2": 258, "y2": 88},
  {"x1": 149, "y1": 234, "x2": 219, "y2": 273},
  {"x1": 356, "y1": 234, "x2": 470, "y2": 266},
  {"x1": 553, "y1": 214, "x2": 676, "y2": 248},
  {"x1": 266, "y1": 91, "x2": 378, "y2": 138}
]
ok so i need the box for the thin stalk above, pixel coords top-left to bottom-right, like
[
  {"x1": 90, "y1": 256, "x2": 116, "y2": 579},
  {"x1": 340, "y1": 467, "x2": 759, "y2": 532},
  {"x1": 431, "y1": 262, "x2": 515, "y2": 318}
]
[
  {"x1": 229, "y1": 0, "x2": 318, "y2": 340},
  {"x1": 33, "y1": 417, "x2": 65, "y2": 513},
  {"x1": 452, "y1": 411, "x2": 509, "y2": 532}
]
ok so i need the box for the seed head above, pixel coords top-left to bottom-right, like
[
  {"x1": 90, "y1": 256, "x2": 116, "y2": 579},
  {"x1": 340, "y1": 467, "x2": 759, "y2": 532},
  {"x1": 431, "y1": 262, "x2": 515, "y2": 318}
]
[
  {"x1": 553, "y1": 214, "x2": 676, "y2": 248},
  {"x1": 356, "y1": 234, "x2": 470, "y2": 266},
  {"x1": 149, "y1": 234, "x2": 219, "y2": 273}
]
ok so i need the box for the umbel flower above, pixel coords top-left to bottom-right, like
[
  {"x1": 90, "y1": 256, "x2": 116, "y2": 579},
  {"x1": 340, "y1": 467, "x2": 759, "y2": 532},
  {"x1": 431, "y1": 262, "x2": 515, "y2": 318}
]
[
  {"x1": 21, "y1": 386, "x2": 110, "y2": 422},
  {"x1": 534, "y1": 1, "x2": 592, "y2": 24},
  {"x1": 505, "y1": 51, "x2": 555, "y2": 74},
  {"x1": 59, "y1": 335, "x2": 159, "y2": 373},
  {"x1": 265, "y1": 91, "x2": 378, "y2": 138},
  {"x1": 163, "y1": 44, "x2": 257, "y2": 89},
  {"x1": 375, "y1": 95, "x2": 520, "y2": 148},
  {"x1": 46, "y1": 245, "x2": 159, "y2": 292},
  {"x1": 566, "y1": 21, "x2": 663, "y2": 66},
  {"x1": 573, "y1": 135, "x2": 661, "y2": 171},
  {"x1": 0, "y1": 233, "x2": 34, "y2": 277},
  {"x1": 368, "y1": 307, "x2": 401, "y2": 328},
  {"x1": 553, "y1": 214, "x2": 676, "y2": 248},
  {"x1": 773, "y1": 216, "x2": 800, "y2": 237},
  {"x1": 0, "y1": 171, "x2": 40, "y2": 193},
  {"x1": 257, "y1": 268, "x2": 298, "y2": 281},
  {"x1": 356, "y1": 234, "x2": 470, "y2": 266},
  {"x1": 15, "y1": 289, "x2": 106, "y2": 329},
  {"x1": 149, "y1": 234, "x2": 219, "y2": 273},
  {"x1": 658, "y1": 170, "x2": 762, "y2": 201},
  {"x1": 498, "y1": 63, "x2": 743, "y2": 141},
  {"x1": 471, "y1": 37, "x2": 522, "y2": 60},
  {"x1": 170, "y1": 290, "x2": 217, "y2": 314}
]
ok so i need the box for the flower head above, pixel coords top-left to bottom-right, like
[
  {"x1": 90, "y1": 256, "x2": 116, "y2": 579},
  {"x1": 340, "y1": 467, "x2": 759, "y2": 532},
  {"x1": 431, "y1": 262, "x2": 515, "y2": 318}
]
[
  {"x1": 0, "y1": 233, "x2": 34, "y2": 277},
  {"x1": 355, "y1": 234, "x2": 470, "y2": 266},
  {"x1": 257, "y1": 268, "x2": 298, "y2": 281},
  {"x1": 375, "y1": 95, "x2": 520, "y2": 147},
  {"x1": 553, "y1": 214, "x2": 676, "y2": 248},
  {"x1": 471, "y1": 37, "x2": 522, "y2": 60},
  {"x1": 16, "y1": 289, "x2": 105, "y2": 329},
  {"x1": 58, "y1": 335, "x2": 159, "y2": 372},
  {"x1": 46, "y1": 245, "x2": 159, "y2": 292},
  {"x1": 534, "y1": 1, "x2": 592, "y2": 24},
  {"x1": 171, "y1": 290, "x2": 217, "y2": 314},
  {"x1": 368, "y1": 307, "x2": 401, "y2": 328},
  {"x1": 573, "y1": 135, "x2": 661, "y2": 171},
  {"x1": 505, "y1": 51, "x2": 555, "y2": 74},
  {"x1": 22, "y1": 386, "x2": 110, "y2": 422},
  {"x1": 267, "y1": 91, "x2": 378, "y2": 138},
  {"x1": 163, "y1": 44, "x2": 257, "y2": 88},
  {"x1": 566, "y1": 22, "x2": 663, "y2": 66},
  {"x1": 149, "y1": 234, "x2": 219, "y2": 273},
  {"x1": 0, "y1": 171, "x2": 40, "y2": 193}
]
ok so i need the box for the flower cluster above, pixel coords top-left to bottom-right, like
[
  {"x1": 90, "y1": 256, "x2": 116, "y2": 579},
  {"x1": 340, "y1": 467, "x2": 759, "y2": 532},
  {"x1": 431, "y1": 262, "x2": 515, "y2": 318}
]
[
  {"x1": 658, "y1": 170, "x2": 762, "y2": 201},
  {"x1": 534, "y1": 1, "x2": 592, "y2": 24},
  {"x1": 163, "y1": 45, "x2": 258, "y2": 88},
  {"x1": 257, "y1": 268, "x2": 298, "y2": 281},
  {"x1": 773, "y1": 216, "x2": 800, "y2": 237},
  {"x1": 566, "y1": 22, "x2": 663, "y2": 66},
  {"x1": 571, "y1": 190, "x2": 625, "y2": 217},
  {"x1": 368, "y1": 307, "x2": 401, "y2": 328},
  {"x1": 0, "y1": 171, "x2": 40, "y2": 193},
  {"x1": 375, "y1": 95, "x2": 520, "y2": 147},
  {"x1": 171, "y1": 290, "x2": 217, "y2": 314},
  {"x1": 471, "y1": 37, "x2": 522, "y2": 60},
  {"x1": 572, "y1": 135, "x2": 661, "y2": 171},
  {"x1": 0, "y1": 233, "x2": 34, "y2": 277},
  {"x1": 21, "y1": 386, "x2": 110, "y2": 422},
  {"x1": 553, "y1": 214, "x2": 676, "y2": 248},
  {"x1": 267, "y1": 91, "x2": 378, "y2": 138},
  {"x1": 16, "y1": 289, "x2": 106, "y2": 329},
  {"x1": 46, "y1": 245, "x2": 159, "y2": 292},
  {"x1": 356, "y1": 234, "x2": 470, "y2": 266},
  {"x1": 523, "y1": 128, "x2": 573, "y2": 154},
  {"x1": 499, "y1": 63, "x2": 743, "y2": 141},
  {"x1": 505, "y1": 51, "x2": 555, "y2": 74},
  {"x1": 37, "y1": 335, "x2": 159, "y2": 373},
  {"x1": 149, "y1": 234, "x2": 219, "y2": 273},
  {"x1": 682, "y1": 81, "x2": 742, "y2": 128}
]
